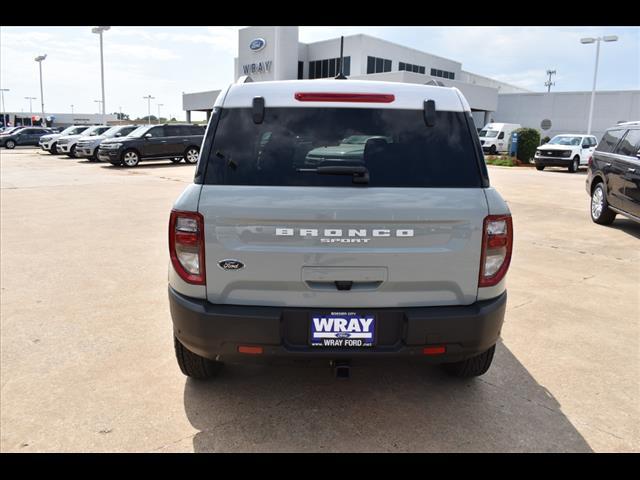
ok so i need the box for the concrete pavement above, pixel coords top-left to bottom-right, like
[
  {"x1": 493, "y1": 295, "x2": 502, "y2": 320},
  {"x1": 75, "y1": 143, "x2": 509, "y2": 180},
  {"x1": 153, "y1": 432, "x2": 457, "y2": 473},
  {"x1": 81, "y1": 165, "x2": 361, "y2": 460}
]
[{"x1": 1, "y1": 149, "x2": 638, "y2": 452}]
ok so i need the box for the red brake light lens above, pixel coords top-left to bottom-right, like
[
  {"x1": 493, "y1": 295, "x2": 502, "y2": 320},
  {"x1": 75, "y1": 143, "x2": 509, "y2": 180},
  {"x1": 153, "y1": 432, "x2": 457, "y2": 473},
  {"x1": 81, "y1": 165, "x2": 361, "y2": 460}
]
[
  {"x1": 479, "y1": 215, "x2": 513, "y2": 288},
  {"x1": 169, "y1": 210, "x2": 205, "y2": 285},
  {"x1": 294, "y1": 92, "x2": 395, "y2": 103}
]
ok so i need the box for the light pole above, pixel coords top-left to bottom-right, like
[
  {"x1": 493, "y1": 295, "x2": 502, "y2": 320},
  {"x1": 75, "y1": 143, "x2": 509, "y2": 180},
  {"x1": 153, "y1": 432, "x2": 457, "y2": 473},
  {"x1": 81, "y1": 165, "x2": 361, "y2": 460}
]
[
  {"x1": 25, "y1": 97, "x2": 37, "y2": 124},
  {"x1": 92, "y1": 27, "x2": 110, "y2": 125},
  {"x1": 71, "y1": 104, "x2": 74, "y2": 115},
  {"x1": 545, "y1": 69, "x2": 556, "y2": 92},
  {"x1": 119, "y1": 106, "x2": 122, "y2": 120},
  {"x1": 94, "y1": 100, "x2": 103, "y2": 117},
  {"x1": 143, "y1": 95, "x2": 155, "y2": 125},
  {"x1": 34, "y1": 55, "x2": 46, "y2": 124},
  {"x1": 157, "y1": 103, "x2": 164, "y2": 124},
  {"x1": 581, "y1": 35, "x2": 618, "y2": 135},
  {"x1": 0, "y1": 88, "x2": 8, "y2": 116}
]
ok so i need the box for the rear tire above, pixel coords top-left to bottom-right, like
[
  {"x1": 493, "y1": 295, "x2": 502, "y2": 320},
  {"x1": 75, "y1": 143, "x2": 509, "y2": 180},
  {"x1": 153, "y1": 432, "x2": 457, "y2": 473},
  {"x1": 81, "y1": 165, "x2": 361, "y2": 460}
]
[
  {"x1": 441, "y1": 344, "x2": 496, "y2": 378},
  {"x1": 174, "y1": 336, "x2": 223, "y2": 380},
  {"x1": 5, "y1": 140, "x2": 16, "y2": 149},
  {"x1": 535, "y1": 164, "x2": 545, "y2": 171},
  {"x1": 568, "y1": 156, "x2": 579, "y2": 173},
  {"x1": 590, "y1": 182, "x2": 616, "y2": 225}
]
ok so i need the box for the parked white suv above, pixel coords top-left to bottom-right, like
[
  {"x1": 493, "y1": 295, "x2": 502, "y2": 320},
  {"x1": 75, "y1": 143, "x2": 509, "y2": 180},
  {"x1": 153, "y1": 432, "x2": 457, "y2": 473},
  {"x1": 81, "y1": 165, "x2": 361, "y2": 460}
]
[{"x1": 535, "y1": 134, "x2": 598, "y2": 173}]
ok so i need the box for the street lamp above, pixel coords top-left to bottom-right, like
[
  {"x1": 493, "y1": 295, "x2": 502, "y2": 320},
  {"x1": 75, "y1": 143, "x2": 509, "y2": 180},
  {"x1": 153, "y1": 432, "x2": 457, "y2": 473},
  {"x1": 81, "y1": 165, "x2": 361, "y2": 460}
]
[
  {"x1": 1, "y1": 88, "x2": 9, "y2": 118},
  {"x1": 92, "y1": 26, "x2": 110, "y2": 125},
  {"x1": 94, "y1": 100, "x2": 103, "y2": 117},
  {"x1": 157, "y1": 103, "x2": 164, "y2": 124},
  {"x1": 143, "y1": 95, "x2": 155, "y2": 125},
  {"x1": 25, "y1": 97, "x2": 37, "y2": 124},
  {"x1": 580, "y1": 35, "x2": 618, "y2": 135},
  {"x1": 34, "y1": 55, "x2": 47, "y2": 123}
]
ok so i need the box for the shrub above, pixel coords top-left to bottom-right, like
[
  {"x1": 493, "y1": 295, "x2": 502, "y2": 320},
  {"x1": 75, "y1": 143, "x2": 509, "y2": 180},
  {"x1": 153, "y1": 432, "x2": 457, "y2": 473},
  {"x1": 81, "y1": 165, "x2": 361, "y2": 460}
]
[
  {"x1": 485, "y1": 155, "x2": 518, "y2": 167},
  {"x1": 514, "y1": 128, "x2": 540, "y2": 163},
  {"x1": 541, "y1": 136, "x2": 550, "y2": 145}
]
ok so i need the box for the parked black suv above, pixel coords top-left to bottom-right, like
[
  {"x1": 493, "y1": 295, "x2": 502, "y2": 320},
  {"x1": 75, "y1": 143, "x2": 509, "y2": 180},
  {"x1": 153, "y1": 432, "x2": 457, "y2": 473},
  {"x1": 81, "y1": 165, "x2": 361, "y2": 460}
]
[
  {"x1": 587, "y1": 122, "x2": 640, "y2": 225},
  {"x1": 97, "y1": 124, "x2": 205, "y2": 167},
  {"x1": 0, "y1": 127, "x2": 55, "y2": 149}
]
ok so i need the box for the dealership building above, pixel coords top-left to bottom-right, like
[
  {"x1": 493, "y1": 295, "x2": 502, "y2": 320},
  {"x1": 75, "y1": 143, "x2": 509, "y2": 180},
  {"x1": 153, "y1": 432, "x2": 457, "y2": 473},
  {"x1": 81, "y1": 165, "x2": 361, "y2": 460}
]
[
  {"x1": 183, "y1": 26, "x2": 639, "y2": 140},
  {"x1": 1, "y1": 112, "x2": 117, "y2": 129}
]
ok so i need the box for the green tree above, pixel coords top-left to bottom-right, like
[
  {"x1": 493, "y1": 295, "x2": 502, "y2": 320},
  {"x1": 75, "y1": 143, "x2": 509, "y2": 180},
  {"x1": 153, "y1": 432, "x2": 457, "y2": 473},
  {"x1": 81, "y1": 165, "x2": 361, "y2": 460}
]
[{"x1": 515, "y1": 128, "x2": 541, "y2": 163}]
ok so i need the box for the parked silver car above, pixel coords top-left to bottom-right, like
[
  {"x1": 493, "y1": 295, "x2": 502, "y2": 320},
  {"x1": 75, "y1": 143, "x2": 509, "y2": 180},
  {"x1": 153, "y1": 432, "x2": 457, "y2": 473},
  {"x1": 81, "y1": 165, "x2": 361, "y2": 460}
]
[
  {"x1": 56, "y1": 125, "x2": 111, "y2": 158},
  {"x1": 75, "y1": 125, "x2": 139, "y2": 161}
]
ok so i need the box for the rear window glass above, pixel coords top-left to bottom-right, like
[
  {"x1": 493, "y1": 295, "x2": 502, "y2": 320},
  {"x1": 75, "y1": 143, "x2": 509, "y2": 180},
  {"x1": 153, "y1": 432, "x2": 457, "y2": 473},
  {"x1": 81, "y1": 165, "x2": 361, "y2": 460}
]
[
  {"x1": 596, "y1": 129, "x2": 625, "y2": 153},
  {"x1": 203, "y1": 107, "x2": 481, "y2": 188}
]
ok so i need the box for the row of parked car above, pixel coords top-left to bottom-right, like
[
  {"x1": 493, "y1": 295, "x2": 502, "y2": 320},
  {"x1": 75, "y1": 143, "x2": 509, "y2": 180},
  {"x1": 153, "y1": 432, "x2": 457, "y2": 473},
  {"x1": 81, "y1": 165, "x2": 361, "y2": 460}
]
[
  {"x1": 38, "y1": 123, "x2": 206, "y2": 167},
  {"x1": 0, "y1": 123, "x2": 206, "y2": 167}
]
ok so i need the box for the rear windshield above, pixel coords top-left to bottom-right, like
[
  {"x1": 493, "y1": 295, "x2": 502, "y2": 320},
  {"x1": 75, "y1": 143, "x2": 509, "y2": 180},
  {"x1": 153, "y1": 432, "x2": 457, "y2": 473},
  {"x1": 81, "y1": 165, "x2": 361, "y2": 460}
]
[{"x1": 202, "y1": 107, "x2": 481, "y2": 188}]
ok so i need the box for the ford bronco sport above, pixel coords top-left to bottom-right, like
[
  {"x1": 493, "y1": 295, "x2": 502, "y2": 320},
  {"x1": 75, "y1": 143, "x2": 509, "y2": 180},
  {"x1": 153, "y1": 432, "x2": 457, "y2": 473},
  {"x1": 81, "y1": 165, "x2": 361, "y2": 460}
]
[{"x1": 168, "y1": 79, "x2": 513, "y2": 379}]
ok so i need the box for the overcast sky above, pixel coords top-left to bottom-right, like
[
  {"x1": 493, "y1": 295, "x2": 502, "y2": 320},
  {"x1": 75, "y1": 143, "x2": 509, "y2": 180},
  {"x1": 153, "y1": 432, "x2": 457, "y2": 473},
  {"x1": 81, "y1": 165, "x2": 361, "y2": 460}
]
[{"x1": 1, "y1": 26, "x2": 638, "y2": 121}]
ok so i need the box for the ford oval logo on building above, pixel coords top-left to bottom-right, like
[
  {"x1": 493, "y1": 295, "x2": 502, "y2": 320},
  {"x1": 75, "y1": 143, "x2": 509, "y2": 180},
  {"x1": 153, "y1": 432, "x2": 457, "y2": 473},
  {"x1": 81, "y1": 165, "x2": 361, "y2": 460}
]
[{"x1": 249, "y1": 38, "x2": 266, "y2": 51}]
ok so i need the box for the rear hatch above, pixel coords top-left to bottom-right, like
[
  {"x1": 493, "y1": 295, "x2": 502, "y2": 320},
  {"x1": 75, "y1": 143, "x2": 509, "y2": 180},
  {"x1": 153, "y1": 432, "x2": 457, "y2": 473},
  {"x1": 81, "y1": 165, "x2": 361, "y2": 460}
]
[{"x1": 198, "y1": 90, "x2": 488, "y2": 308}]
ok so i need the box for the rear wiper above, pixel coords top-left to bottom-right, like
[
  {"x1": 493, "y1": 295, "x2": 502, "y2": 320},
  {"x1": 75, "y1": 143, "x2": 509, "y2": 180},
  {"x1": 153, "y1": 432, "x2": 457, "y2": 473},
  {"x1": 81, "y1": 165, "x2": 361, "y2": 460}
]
[{"x1": 297, "y1": 165, "x2": 370, "y2": 184}]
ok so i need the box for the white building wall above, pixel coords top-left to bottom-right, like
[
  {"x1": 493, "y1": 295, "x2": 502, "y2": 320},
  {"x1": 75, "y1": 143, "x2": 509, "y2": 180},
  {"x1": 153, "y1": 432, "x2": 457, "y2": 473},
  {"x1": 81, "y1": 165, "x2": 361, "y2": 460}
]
[
  {"x1": 460, "y1": 71, "x2": 530, "y2": 94},
  {"x1": 495, "y1": 90, "x2": 640, "y2": 141}
]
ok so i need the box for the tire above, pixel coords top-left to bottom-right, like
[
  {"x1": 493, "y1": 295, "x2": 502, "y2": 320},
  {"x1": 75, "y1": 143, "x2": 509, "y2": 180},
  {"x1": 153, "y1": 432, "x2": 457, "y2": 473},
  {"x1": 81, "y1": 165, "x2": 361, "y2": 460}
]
[
  {"x1": 441, "y1": 344, "x2": 496, "y2": 378},
  {"x1": 174, "y1": 335, "x2": 223, "y2": 380},
  {"x1": 170, "y1": 157, "x2": 183, "y2": 164},
  {"x1": 590, "y1": 182, "x2": 616, "y2": 225},
  {"x1": 48, "y1": 142, "x2": 57, "y2": 154},
  {"x1": 568, "y1": 156, "x2": 579, "y2": 173},
  {"x1": 489, "y1": 145, "x2": 497, "y2": 155},
  {"x1": 69, "y1": 145, "x2": 77, "y2": 158},
  {"x1": 535, "y1": 164, "x2": 545, "y2": 171},
  {"x1": 121, "y1": 149, "x2": 140, "y2": 168},
  {"x1": 5, "y1": 140, "x2": 16, "y2": 149},
  {"x1": 184, "y1": 146, "x2": 200, "y2": 164}
]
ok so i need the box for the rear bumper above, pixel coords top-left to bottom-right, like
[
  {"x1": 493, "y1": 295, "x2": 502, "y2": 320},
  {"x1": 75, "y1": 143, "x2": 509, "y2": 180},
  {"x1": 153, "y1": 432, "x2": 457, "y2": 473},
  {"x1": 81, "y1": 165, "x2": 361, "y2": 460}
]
[{"x1": 169, "y1": 287, "x2": 507, "y2": 364}]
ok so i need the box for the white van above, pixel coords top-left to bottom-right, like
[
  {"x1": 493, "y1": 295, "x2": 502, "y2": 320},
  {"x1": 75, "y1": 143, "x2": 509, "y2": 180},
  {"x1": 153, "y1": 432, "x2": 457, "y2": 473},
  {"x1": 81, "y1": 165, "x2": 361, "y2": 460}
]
[{"x1": 478, "y1": 123, "x2": 521, "y2": 155}]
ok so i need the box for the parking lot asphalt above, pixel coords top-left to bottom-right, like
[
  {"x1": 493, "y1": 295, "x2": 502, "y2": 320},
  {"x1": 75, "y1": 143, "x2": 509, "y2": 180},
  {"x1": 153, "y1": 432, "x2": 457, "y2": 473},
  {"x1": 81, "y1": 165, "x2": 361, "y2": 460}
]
[{"x1": 1, "y1": 148, "x2": 638, "y2": 452}]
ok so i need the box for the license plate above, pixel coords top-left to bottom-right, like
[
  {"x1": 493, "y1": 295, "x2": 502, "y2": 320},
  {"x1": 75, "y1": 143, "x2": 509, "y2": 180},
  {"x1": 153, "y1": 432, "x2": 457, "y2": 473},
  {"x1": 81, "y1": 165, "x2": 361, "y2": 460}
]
[{"x1": 310, "y1": 311, "x2": 376, "y2": 348}]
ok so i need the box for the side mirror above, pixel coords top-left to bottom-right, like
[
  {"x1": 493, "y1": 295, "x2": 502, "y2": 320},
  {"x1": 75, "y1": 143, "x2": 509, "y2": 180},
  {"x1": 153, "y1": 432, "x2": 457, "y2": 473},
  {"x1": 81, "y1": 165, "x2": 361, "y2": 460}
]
[{"x1": 144, "y1": 133, "x2": 152, "y2": 139}]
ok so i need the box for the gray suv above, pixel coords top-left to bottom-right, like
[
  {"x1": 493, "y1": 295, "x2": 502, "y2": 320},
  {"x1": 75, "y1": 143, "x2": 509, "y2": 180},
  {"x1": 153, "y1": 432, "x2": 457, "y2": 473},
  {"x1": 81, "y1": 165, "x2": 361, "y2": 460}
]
[
  {"x1": 76, "y1": 125, "x2": 139, "y2": 161},
  {"x1": 168, "y1": 79, "x2": 513, "y2": 380}
]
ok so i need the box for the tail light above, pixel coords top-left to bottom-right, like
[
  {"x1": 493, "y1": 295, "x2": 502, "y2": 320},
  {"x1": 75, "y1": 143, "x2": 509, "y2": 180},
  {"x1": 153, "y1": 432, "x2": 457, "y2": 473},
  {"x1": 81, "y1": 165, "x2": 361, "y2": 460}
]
[
  {"x1": 479, "y1": 215, "x2": 513, "y2": 288},
  {"x1": 587, "y1": 155, "x2": 593, "y2": 167},
  {"x1": 169, "y1": 210, "x2": 205, "y2": 285}
]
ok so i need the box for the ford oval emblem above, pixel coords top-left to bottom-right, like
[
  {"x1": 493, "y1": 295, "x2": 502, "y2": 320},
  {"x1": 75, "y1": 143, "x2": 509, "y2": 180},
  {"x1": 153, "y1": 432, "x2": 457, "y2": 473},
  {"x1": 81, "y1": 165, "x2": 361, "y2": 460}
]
[
  {"x1": 249, "y1": 38, "x2": 266, "y2": 51},
  {"x1": 218, "y1": 259, "x2": 245, "y2": 271},
  {"x1": 335, "y1": 332, "x2": 351, "y2": 339}
]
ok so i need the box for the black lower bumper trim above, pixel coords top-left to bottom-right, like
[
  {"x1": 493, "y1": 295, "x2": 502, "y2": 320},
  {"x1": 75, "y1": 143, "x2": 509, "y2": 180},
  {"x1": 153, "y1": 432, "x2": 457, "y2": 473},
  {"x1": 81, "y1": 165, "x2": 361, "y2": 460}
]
[{"x1": 169, "y1": 287, "x2": 507, "y2": 364}]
